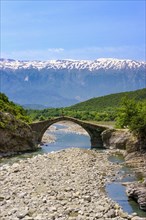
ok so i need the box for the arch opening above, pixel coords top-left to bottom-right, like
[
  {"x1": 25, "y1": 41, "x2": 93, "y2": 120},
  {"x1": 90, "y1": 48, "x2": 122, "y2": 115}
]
[{"x1": 41, "y1": 120, "x2": 91, "y2": 152}]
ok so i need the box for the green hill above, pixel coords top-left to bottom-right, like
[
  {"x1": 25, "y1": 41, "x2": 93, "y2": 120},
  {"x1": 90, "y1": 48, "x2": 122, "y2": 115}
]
[
  {"x1": 67, "y1": 88, "x2": 146, "y2": 112},
  {"x1": 0, "y1": 93, "x2": 30, "y2": 123},
  {"x1": 27, "y1": 88, "x2": 146, "y2": 122}
]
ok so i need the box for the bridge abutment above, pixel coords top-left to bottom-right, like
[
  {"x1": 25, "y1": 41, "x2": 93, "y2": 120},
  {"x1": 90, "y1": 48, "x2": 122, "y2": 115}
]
[{"x1": 90, "y1": 136, "x2": 104, "y2": 148}]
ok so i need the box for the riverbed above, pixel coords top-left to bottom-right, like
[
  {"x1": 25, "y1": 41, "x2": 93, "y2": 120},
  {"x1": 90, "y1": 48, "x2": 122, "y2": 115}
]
[
  {"x1": 0, "y1": 147, "x2": 140, "y2": 220},
  {"x1": 0, "y1": 122, "x2": 146, "y2": 219}
]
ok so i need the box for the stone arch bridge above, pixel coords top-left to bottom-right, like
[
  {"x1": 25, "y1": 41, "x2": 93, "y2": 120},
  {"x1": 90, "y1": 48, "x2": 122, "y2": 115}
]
[{"x1": 30, "y1": 116, "x2": 110, "y2": 148}]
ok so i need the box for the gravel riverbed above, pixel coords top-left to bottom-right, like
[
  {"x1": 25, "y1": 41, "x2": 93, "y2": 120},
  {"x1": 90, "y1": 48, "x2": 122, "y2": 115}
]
[{"x1": 0, "y1": 148, "x2": 144, "y2": 220}]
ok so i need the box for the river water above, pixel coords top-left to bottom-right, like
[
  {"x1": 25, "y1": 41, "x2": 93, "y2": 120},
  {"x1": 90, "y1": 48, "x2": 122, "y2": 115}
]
[
  {"x1": 41, "y1": 123, "x2": 90, "y2": 153},
  {"x1": 0, "y1": 123, "x2": 146, "y2": 217}
]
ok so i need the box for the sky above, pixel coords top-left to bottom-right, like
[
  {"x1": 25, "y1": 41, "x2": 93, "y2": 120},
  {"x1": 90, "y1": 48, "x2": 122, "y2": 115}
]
[{"x1": 1, "y1": 0, "x2": 146, "y2": 61}]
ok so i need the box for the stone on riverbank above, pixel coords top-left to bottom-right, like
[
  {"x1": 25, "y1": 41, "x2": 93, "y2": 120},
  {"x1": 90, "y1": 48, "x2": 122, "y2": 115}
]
[{"x1": 126, "y1": 181, "x2": 146, "y2": 211}]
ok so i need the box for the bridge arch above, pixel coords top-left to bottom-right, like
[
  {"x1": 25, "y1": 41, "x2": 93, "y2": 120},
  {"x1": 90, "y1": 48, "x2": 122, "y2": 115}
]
[
  {"x1": 39, "y1": 118, "x2": 91, "y2": 143},
  {"x1": 30, "y1": 117, "x2": 108, "y2": 148}
]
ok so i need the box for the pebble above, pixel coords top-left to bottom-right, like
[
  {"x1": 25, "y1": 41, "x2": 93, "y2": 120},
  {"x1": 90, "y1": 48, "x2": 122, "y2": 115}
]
[{"x1": 0, "y1": 148, "x2": 145, "y2": 220}]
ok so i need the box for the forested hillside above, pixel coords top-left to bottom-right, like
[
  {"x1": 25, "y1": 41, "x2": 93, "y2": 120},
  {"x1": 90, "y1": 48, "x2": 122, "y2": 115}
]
[
  {"x1": 0, "y1": 93, "x2": 30, "y2": 123},
  {"x1": 27, "y1": 88, "x2": 146, "y2": 122},
  {"x1": 67, "y1": 88, "x2": 146, "y2": 112}
]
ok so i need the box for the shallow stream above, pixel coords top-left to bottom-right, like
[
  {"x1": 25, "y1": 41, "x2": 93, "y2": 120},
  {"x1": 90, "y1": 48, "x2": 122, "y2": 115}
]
[{"x1": 107, "y1": 154, "x2": 146, "y2": 217}]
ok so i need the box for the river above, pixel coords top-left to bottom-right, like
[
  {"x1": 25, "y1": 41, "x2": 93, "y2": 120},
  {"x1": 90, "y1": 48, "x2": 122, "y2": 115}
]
[
  {"x1": 41, "y1": 123, "x2": 90, "y2": 153},
  {"x1": 0, "y1": 122, "x2": 146, "y2": 217}
]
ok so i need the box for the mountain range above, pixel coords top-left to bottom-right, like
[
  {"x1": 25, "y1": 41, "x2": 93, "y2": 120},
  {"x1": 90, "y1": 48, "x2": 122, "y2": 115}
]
[{"x1": 0, "y1": 58, "x2": 146, "y2": 107}]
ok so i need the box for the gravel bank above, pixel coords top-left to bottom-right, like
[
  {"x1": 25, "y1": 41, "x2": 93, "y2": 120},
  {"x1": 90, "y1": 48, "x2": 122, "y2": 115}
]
[
  {"x1": 57, "y1": 121, "x2": 88, "y2": 136},
  {"x1": 0, "y1": 148, "x2": 144, "y2": 220}
]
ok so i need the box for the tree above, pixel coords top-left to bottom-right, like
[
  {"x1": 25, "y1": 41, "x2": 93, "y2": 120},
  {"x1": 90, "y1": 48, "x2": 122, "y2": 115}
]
[{"x1": 116, "y1": 97, "x2": 146, "y2": 136}]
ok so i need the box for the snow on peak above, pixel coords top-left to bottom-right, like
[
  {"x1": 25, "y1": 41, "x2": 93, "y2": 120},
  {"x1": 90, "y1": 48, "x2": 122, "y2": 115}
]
[{"x1": 0, "y1": 58, "x2": 145, "y2": 71}]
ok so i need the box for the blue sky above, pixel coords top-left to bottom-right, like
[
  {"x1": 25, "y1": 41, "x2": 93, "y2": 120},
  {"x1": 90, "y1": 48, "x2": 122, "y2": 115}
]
[{"x1": 1, "y1": 0, "x2": 146, "y2": 61}]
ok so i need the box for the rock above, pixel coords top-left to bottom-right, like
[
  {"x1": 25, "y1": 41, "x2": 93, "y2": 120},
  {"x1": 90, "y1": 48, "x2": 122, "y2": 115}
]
[
  {"x1": 131, "y1": 217, "x2": 146, "y2": 220},
  {"x1": 126, "y1": 183, "x2": 146, "y2": 211},
  {"x1": 95, "y1": 212, "x2": 103, "y2": 218},
  {"x1": 105, "y1": 209, "x2": 116, "y2": 218},
  {"x1": 82, "y1": 195, "x2": 91, "y2": 202},
  {"x1": 16, "y1": 209, "x2": 29, "y2": 219},
  {"x1": 18, "y1": 192, "x2": 27, "y2": 198},
  {"x1": 49, "y1": 206, "x2": 57, "y2": 212},
  {"x1": 102, "y1": 128, "x2": 146, "y2": 153},
  {"x1": 119, "y1": 211, "x2": 129, "y2": 218},
  {"x1": 0, "y1": 196, "x2": 5, "y2": 201},
  {"x1": 0, "y1": 112, "x2": 37, "y2": 154},
  {"x1": 12, "y1": 163, "x2": 20, "y2": 172},
  {"x1": 102, "y1": 129, "x2": 136, "y2": 151}
]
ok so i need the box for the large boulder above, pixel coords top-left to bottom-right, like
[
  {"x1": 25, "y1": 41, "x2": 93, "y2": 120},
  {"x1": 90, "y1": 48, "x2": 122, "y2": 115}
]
[
  {"x1": 101, "y1": 128, "x2": 145, "y2": 153},
  {"x1": 0, "y1": 112, "x2": 37, "y2": 155}
]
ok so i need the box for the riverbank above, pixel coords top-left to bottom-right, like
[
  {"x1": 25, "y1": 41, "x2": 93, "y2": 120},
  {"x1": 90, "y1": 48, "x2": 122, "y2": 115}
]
[
  {"x1": 0, "y1": 148, "x2": 145, "y2": 220},
  {"x1": 125, "y1": 151, "x2": 146, "y2": 212},
  {"x1": 125, "y1": 151, "x2": 146, "y2": 178}
]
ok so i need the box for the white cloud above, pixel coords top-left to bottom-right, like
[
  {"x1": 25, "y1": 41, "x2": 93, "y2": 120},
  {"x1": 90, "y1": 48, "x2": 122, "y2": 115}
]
[
  {"x1": 75, "y1": 96, "x2": 82, "y2": 101},
  {"x1": 24, "y1": 76, "x2": 29, "y2": 81},
  {"x1": 48, "y1": 48, "x2": 64, "y2": 53},
  {"x1": 1, "y1": 46, "x2": 145, "y2": 61}
]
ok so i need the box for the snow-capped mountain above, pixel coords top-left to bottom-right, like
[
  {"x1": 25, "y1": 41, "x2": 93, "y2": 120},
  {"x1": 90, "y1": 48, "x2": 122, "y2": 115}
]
[
  {"x1": 0, "y1": 58, "x2": 145, "y2": 71},
  {"x1": 0, "y1": 58, "x2": 146, "y2": 107}
]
